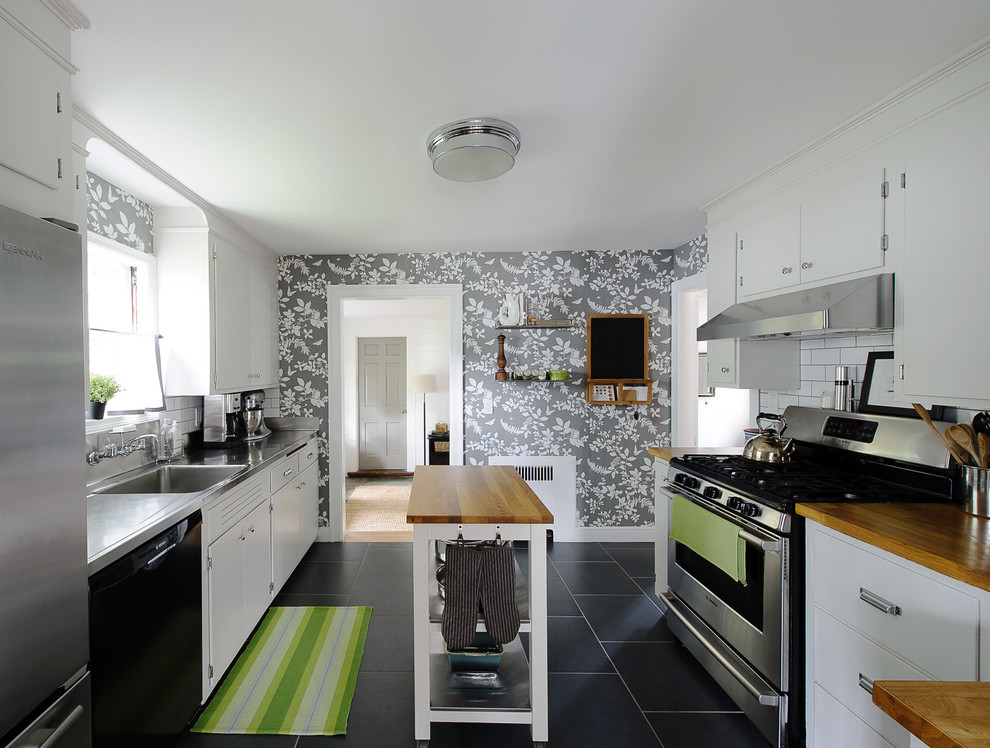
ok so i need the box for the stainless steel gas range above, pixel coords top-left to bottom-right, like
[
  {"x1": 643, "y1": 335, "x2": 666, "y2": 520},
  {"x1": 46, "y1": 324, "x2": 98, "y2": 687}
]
[{"x1": 656, "y1": 406, "x2": 958, "y2": 747}]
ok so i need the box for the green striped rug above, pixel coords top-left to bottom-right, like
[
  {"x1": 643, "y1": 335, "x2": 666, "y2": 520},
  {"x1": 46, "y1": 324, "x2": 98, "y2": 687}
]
[{"x1": 192, "y1": 606, "x2": 372, "y2": 735}]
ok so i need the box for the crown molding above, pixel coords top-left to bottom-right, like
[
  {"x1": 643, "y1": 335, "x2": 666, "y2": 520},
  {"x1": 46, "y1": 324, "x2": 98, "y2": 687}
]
[
  {"x1": 73, "y1": 105, "x2": 276, "y2": 256},
  {"x1": 42, "y1": 0, "x2": 89, "y2": 31},
  {"x1": 702, "y1": 34, "x2": 990, "y2": 215},
  {"x1": 0, "y1": 4, "x2": 77, "y2": 73}
]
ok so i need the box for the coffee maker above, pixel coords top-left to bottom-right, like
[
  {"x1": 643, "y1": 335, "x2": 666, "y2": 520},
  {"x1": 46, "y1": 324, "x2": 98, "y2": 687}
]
[
  {"x1": 203, "y1": 392, "x2": 246, "y2": 449},
  {"x1": 241, "y1": 389, "x2": 270, "y2": 441}
]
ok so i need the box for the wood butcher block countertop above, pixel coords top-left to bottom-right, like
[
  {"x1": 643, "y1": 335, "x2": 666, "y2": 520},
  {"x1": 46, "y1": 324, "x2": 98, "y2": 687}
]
[
  {"x1": 406, "y1": 465, "x2": 554, "y2": 525},
  {"x1": 797, "y1": 501, "x2": 990, "y2": 592},
  {"x1": 873, "y1": 680, "x2": 990, "y2": 748}
]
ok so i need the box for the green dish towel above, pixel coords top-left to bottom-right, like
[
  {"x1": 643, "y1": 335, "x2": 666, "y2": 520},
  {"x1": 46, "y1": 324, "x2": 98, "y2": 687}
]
[{"x1": 670, "y1": 494, "x2": 747, "y2": 585}]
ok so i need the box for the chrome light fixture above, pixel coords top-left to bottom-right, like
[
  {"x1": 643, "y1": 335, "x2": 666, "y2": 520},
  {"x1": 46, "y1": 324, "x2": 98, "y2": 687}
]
[{"x1": 427, "y1": 118, "x2": 521, "y2": 182}]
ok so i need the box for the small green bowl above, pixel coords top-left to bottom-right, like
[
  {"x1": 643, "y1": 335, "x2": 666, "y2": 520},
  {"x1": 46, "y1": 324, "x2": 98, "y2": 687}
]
[{"x1": 549, "y1": 370, "x2": 568, "y2": 381}]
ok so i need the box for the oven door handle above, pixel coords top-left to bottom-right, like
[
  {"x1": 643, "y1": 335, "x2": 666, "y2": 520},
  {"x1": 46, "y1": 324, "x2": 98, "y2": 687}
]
[
  {"x1": 738, "y1": 528, "x2": 782, "y2": 554},
  {"x1": 662, "y1": 594, "x2": 780, "y2": 707}
]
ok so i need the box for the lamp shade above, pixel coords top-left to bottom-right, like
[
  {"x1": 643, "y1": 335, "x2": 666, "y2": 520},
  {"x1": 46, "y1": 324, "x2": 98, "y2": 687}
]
[{"x1": 411, "y1": 374, "x2": 438, "y2": 394}]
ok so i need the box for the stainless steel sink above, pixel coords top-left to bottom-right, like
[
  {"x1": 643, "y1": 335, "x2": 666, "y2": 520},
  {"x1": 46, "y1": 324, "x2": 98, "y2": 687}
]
[{"x1": 95, "y1": 465, "x2": 246, "y2": 494}]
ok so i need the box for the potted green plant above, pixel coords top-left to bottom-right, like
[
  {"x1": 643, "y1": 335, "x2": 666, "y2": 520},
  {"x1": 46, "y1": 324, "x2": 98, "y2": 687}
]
[{"x1": 89, "y1": 373, "x2": 123, "y2": 419}]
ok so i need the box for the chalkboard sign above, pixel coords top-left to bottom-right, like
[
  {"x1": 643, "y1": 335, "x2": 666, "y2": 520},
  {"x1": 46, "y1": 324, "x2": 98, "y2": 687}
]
[{"x1": 586, "y1": 314, "x2": 648, "y2": 380}]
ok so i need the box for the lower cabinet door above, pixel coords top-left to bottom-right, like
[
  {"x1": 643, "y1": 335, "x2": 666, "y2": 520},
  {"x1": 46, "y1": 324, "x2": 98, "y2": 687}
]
[
  {"x1": 298, "y1": 462, "x2": 319, "y2": 552},
  {"x1": 243, "y1": 500, "x2": 273, "y2": 627},
  {"x1": 208, "y1": 526, "x2": 247, "y2": 684},
  {"x1": 272, "y1": 481, "x2": 301, "y2": 593},
  {"x1": 813, "y1": 685, "x2": 896, "y2": 748}
]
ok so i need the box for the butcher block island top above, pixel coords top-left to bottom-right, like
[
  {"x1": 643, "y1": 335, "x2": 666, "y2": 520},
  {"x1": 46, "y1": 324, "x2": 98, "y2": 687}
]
[
  {"x1": 406, "y1": 465, "x2": 554, "y2": 525},
  {"x1": 797, "y1": 501, "x2": 990, "y2": 592},
  {"x1": 873, "y1": 680, "x2": 990, "y2": 748}
]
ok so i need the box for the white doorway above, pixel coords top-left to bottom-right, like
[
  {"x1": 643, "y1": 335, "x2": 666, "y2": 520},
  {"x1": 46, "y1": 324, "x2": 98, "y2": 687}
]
[
  {"x1": 671, "y1": 272, "x2": 755, "y2": 448},
  {"x1": 327, "y1": 284, "x2": 463, "y2": 542},
  {"x1": 357, "y1": 337, "x2": 407, "y2": 470}
]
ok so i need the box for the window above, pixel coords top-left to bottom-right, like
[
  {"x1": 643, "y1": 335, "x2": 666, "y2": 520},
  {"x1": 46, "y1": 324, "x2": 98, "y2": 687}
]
[{"x1": 86, "y1": 233, "x2": 165, "y2": 415}]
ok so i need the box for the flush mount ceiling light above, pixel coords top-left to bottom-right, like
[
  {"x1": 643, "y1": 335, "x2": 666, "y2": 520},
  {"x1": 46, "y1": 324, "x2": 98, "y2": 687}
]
[{"x1": 427, "y1": 118, "x2": 521, "y2": 182}]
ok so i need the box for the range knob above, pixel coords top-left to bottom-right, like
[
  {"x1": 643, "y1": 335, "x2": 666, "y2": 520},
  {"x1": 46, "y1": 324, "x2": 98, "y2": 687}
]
[
  {"x1": 673, "y1": 474, "x2": 699, "y2": 490},
  {"x1": 727, "y1": 496, "x2": 743, "y2": 510},
  {"x1": 741, "y1": 502, "x2": 762, "y2": 518},
  {"x1": 703, "y1": 486, "x2": 723, "y2": 500}
]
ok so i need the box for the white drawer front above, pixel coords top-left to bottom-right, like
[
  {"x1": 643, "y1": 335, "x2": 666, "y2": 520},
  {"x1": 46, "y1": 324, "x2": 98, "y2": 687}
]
[
  {"x1": 814, "y1": 609, "x2": 921, "y2": 746},
  {"x1": 813, "y1": 684, "x2": 896, "y2": 748},
  {"x1": 205, "y1": 471, "x2": 267, "y2": 542},
  {"x1": 299, "y1": 439, "x2": 318, "y2": 471},
  {"x1": 811, "y1": 528, "x2": 979, "y2": 680},
  {"x1": 270, "y1": 454, "x2": 299, "y2": 493}
]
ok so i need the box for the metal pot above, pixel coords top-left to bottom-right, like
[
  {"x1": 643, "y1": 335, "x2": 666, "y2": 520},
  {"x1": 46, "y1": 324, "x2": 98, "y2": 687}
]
[{"x1": 742, "y1": 413, "x2": 797, "y2": 463}]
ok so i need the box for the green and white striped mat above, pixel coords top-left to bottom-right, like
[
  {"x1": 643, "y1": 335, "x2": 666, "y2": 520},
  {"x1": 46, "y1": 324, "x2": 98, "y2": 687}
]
[{"x1": 193, "y1": 606, "x2": 372, "y2": 735}]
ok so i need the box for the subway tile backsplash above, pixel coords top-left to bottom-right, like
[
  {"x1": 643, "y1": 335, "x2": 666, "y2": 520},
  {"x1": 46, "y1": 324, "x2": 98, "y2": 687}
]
[{"x1": 760, "y1": 335, "x2": 893, "y2": 413}]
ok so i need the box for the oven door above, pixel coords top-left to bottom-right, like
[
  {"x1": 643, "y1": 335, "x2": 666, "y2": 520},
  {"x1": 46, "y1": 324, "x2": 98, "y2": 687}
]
[{"x1": 664, "y1": 490, "x2": 788, "y2": 690}]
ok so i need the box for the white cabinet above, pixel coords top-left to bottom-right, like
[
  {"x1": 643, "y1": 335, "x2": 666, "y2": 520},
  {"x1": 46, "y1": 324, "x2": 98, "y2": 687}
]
[
  {"x1": 737, "y1": 170, "x2": 887, "y2": 300},
  {"x1": 214, "y1": 237, "x2": 277, "y2": 392},
  {"x1": 271, "y1": 440, "x2": 320, "y2": 594},
  {"x1": 158, "y1": 228, "x2": 277, "y2": 395},
  {"x1": 704, "y1": 222, "x2": 800, "y2": 389},
  {"x1": 806, "y1": 521, "x2": 985, "y2": 748},
  {"x1": 206, "y1": 496, "x2": 271, "y2": 689},
  {"x1": 898, "y1": 98, "x2": 990, "y2": 409},
  {"x1": 0, "y1": 17, "x2": 66, "y2": 191}
]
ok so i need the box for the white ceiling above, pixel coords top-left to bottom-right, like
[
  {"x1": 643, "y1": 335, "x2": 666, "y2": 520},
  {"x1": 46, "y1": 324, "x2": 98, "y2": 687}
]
[{"x1": 70, "y1": 1, "x2": 990, "y2": 256}]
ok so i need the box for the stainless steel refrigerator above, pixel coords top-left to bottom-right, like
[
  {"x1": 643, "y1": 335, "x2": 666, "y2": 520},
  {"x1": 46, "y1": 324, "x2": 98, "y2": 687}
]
[{"x1": 1, "y1": 203, "x2": 91, "y2": 748}]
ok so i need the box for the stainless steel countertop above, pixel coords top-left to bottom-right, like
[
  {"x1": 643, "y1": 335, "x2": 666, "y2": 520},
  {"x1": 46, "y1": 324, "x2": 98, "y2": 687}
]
[{"x1": 87, "y1": 428, "x2": 317, "y2": 575}]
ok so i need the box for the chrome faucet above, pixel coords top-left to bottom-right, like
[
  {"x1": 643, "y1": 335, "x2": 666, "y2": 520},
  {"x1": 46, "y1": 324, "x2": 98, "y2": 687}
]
[{"x1": 87, "y1": 433, "x2": 162, "y2": 466}]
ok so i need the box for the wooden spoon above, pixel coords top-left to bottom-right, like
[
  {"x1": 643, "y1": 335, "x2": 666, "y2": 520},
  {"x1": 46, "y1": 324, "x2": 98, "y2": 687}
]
[
  {"x1": 979, "y1": 432, "x2": 990, "y2": 469},
  {"x1": 949, "y1": 423, "x2": 982, "y2": 467},
  {"x1": 944, "y1": 428, "x2": 973, "y2": 466},
  {"x1": 913, "y1": 403, "x2": 959, "y2": 453}
]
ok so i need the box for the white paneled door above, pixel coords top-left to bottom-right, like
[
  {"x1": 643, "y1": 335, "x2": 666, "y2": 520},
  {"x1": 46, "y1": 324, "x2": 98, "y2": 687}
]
[{"x1": 358, "y1": 337, "x2": 407, "y2": 470}]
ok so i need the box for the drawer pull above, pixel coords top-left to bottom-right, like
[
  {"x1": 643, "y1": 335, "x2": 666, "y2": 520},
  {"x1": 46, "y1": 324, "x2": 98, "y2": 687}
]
[
  {"x1": 307, "y1": 452, "x2": 315, "y2": 460},
  {"x1": 283, "y1": 468, "x2": 294, "y2": 477},
  {"x1": 858, "y1": 673, "x2": 874, "y2": 695},
  {"x1": 859, "y1": 587, "x2": 902, "y2": 616}
]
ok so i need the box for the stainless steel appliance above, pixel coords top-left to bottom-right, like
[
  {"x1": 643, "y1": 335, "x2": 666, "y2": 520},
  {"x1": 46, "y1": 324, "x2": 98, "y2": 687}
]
[
  {"x1": 88, "y1": 512, "x2": 202, "y2": 747},
  {"x1": 1, "y1": 204, "x2": 91, "y2": 748},
  {"x1": 241, "y1": 389, "x2": 270, "y2": 441},
  {"x1": 203, "y1": 392, "x2": 245, "y2": 448},
  {"x1": 658, "y1": 406, "x2": 957, "y2": 747}
]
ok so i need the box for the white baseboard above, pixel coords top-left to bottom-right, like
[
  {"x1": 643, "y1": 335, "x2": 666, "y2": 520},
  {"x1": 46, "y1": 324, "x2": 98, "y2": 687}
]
[
  {"x1": 571, "y1": 525, "x2": 656, "y2": 542},
  {"x1": 318, "y1": 527, "x2": 332, "y2": 542}
]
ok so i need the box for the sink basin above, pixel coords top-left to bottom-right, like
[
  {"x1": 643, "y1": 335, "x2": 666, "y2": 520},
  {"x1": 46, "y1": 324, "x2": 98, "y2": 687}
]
[{"x1": 96, "y1": 465, "x2": 246, "y2": 494}]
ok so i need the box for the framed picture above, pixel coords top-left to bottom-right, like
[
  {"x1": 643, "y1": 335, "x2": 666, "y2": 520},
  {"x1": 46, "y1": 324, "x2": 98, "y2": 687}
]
[{"x1": 858, "y1": 351, "x2": 944, "y2": 419}]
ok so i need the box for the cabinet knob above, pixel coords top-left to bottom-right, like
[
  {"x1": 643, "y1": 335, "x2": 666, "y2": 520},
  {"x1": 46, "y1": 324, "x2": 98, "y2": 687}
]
[
  {"x1": 283, "y1": 468, "x2": 294, "y2": 477},
  {"x1": 801, "y1": 262, "x2": 813, "y2": 270},
  {"x1": 781, "y1": 266, "x2": 793, "y2": 275},
  {"x1": 721, "y1": 367, "x2": 730, "y2": 373},
  {"x1": 248, "y1": 525, "x2": 255, "y2": 533}
]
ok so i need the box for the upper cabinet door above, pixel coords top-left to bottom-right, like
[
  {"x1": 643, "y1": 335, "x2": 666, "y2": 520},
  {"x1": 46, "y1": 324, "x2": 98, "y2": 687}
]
[
  {"x1": 800, "y1": 169, "x2": 887, "y2": 285},
  {"x1": 250, "y1": 261, "x2": 277, "y2": 388},
  {"x1": 213, "y1": 237, "x2": 254, "y2": 392},
  {"x1": 0, "y1": 18, "x2": 64, "y2": 190},
  {"x1": 737, "y1": 206, "x2": 801, "y2": 298},
  {"x1": 901, "y1": 110, "x2": 990, "y2": 406}
]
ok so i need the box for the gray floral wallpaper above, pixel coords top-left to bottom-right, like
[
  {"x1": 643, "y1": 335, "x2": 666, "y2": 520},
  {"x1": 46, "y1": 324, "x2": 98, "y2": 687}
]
[
  {"x1": 86, "y1": 172, "x2": 155, "y2": 254},
  {"x1": 278, "y1": 234, "x2": 708, "y2": 529}
]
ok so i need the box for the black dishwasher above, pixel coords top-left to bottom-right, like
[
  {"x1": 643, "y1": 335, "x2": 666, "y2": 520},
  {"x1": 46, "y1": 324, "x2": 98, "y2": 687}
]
[{"x1": 89, "y1": 511, "x2": 202, "y2": 748}]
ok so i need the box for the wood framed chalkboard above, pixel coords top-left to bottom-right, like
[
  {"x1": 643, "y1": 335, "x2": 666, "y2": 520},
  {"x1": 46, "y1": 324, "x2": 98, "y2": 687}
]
[{"x1": 586, "y1": 314, "x2": 648, "y2": 380}]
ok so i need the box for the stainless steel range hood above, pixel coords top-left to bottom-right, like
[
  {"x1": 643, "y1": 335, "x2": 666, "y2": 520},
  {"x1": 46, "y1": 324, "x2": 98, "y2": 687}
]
[{"x1": 698, "y1": 273, "x2": 894, "y2": 341}]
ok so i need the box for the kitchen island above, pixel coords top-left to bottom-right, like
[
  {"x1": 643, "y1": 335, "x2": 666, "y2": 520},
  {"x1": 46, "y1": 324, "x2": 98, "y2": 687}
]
[{"x1": 406, "y1": 465, "x2": 553, "y2": 747}]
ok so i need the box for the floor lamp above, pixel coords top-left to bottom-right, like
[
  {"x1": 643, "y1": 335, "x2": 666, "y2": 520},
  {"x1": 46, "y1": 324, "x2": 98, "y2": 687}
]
[{"x1": 410, "y1": 374, "x2": 438, "y2": 466}]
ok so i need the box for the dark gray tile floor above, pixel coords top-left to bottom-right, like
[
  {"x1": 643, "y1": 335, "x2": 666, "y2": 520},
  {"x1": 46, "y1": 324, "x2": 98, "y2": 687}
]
[{"x1": 178, "y1": 541, "x2": 768, "y2": 747}]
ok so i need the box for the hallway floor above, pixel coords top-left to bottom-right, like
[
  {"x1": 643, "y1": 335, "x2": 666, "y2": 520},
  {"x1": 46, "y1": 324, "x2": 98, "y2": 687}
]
[{"x1": 177, "y1": 541, "x2": 768, "y2": 747}]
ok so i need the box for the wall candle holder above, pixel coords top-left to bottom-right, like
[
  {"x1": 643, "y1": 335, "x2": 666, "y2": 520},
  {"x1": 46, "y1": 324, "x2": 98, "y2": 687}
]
[{"x1": 495, "y1": 334, "x2": 508, "y2": 381}]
